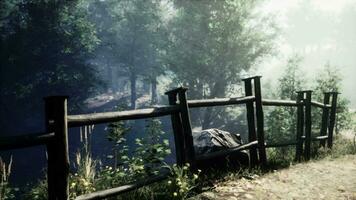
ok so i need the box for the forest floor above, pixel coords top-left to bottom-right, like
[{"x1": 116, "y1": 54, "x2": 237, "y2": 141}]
[
  {"x1": 194, "y1": 129, "x2": 356, "y2": 200},
  {"x1": 195, "y1": 154, "x2": 356, "y2": 200}
]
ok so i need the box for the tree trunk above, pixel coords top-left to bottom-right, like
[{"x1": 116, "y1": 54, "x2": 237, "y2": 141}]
[
  {"x1": 202, "y1": 81, "x2": 226, "y2": 129},
  {"x1": 151, "y1": 78, "x2": 157, "y2": 105},
  {"x1": 130, "y1": 73, "x2": 137, "y2": 109},
  {"x1": 107, "y1": 63, "x2": 113, "y2": 92}
]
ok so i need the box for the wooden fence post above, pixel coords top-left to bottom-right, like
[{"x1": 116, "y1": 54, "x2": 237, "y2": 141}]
[
  {"x1": 303, "y1": 91, "x2": 312, "y2": 161},
  {"x1": 165, "y1": 89, "x2": 186, "y2": 166},
  {"x1": 176, "y1": 88, "x2": 196, "y2": 169},
  {"x1": 320, "y1": 93, "x2": 331, "y2": 147},
  {"x1": 242, "y1": 77, "x2": 258, "y2": 167},
  {"x1": 252, "y1": 76, "x2": 267, "y2": 166},
  {"x1": 327, "y1": 92, "x2": 338, "y2": 148},
  {"x1": 295, "y1": 92, "x2": 304, "y2": 162},
  {"x1": 44, "y1": 96, "x2": 69, "y2": 200}
]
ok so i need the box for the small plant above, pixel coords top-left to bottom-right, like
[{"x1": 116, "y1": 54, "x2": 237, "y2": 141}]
[
  {"x1": 69, "y1": 125, "x2": 97, "y2": 199},
  {"x1": 105, "y1": 118, "x2": 171, "y2": 181},
  {"x1": 266, "y1": 106, "x2": 297, "y2": 164},
  {"x1": 92, "y1": 118, "x2": 173, "y2": 199},
  {"x1": 266, "y1": 147, "x2": 295, "y2": 169},
  {"x1": 315, "y1": 135, "x2": 356, "y2": 160},
  {"x1": 165, "y1": 163, "x2": 201, "y2": 200},
  {"x1": 0, "y1": 156, "x2": 15, "y2": 200},
  {"x1": 135, "y1": 119, "x2": 171, "y2": 176},
  {"x1": 24, "y1": 125, "x2": 98, "y2": 200},
  {"x1": 69, "y1": 150, "x2": 97, "y2": 199}
]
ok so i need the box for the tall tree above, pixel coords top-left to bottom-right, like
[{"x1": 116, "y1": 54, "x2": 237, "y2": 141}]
[
  {"x1": 277, "y1": 56, "x2": 304, "y2": 100},
  {"x1": 88, "y1": 0, "x2": 118, "y2": 93},
  {"x1": 167, "y1": 0, "x2": 277, "y2": 128},
  {"x1": 266, "y1": 56, "x2": 304, "y2": 142},
  {"x1": 0, "y1": 0, "x2": 101, "y2": 131},
  {"x1": 313, "y1": 63, "x2": 351, "y2": 132},
  {"x1": 265, "y1": 56, "x2": 304, "y2": 159},
  {"x1": 107, "y1": 0, "x2": 166, "y2": 108}
]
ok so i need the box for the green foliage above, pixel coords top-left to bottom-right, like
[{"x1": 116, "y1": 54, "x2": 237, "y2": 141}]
[
  {"x1": 265, "y1": 58, "x2": 352, "y2": 164},
  {"x1": 0, "y1": 0, "x2": 102, "y2": 133},
  {"x1": 95, "y1": 162, "x2": 201, "y2": 200},
  {"x1": 267, "y1": 107, "x2": 297, "y2": 144},
  {"x1": 23, "y1": 179, "x2": 47, "y2": 200},
  {"x1": 24, "y1": 125, "x2": 98, "y2": 200},
  {"x1": 59, "y1": 1, "x2": 100, "y2": 53},
  {"x1": 102, "y1": 119, "x2": 171, "y2": 186},
  {"x1": 314, "y1": 63, "x2": 342, "y2": 93},
  {"x1": 277, "y1": 56, "x2": 304, "y2": 100},
  {"x1": 92, "y1": 0, "x2": 167, "y2": 107},
  {"x1": 353, "y1": 111, "x2": 356, "y2": 131},
  {"x1": 316, "y1": 135, "x2": 356, "y2": 159},
  {"x1": 107, "y1": 121, "x2": 130, "y2": 144},
  {"x1": 1, "y1": 0, "x2": 100, "y2": 100},
  {"x1": 265, "y1": 56, "x2": 303, "y2": 157},
  {"x1": 167, "y1": 0, "x2": 277, "y2": 127},
  {"x1": 313, "y1": 63, "x2": 352, "y2": 131},
  {"x1": 167, "y1": 0, "x2": 276, "y2": 98},
  {"x1": 68, "y1": 125, "x2": 97, "y2": 199},
  {"x1": 24, "y1": 151, "x2": 98, "y2": 200},
  {"x1": 266, "y1": 147, "x2": 295, "y2": 169},
  {"x1": 140, "y1": 119, "x2": 172, "y2": 174},
  {"x1": 107, "y1": 105, "x2": 131, "y2": 145}
]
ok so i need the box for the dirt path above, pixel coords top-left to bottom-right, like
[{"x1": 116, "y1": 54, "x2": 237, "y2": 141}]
[{"x1": 197, "y1": 155, "x2": 356, "y2": 200}]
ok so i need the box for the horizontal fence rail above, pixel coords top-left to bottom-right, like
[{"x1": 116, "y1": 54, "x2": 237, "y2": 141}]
[
  {"x1": 265, "y1": 141, "x2": 298, "y2": 148},
  {"x1": 75, "y1": 171, "x2": 170, "y2": 200},
  {"x1": 187, "y1": 96, "x2": 255, "y2": 108},
  {"x1": 301, "y1": 135, "x2": 329, "y2": 141},
  {"x1": 262, "y1": 99, "x2": 300, "y2": 107},
  {"x1": 68, "y1": 105, "x2": 180, "y2": 127},
  {"x1": 0, "y1": 132, "x2": 55, "y2": 150},
  {"x1": 311, "y1": 101, "x2": 331, "y2": 109},
  {"x1": 266, "y1": 135, "x2": 330, "y2": 149},
  {"x1": 314, "y1": 135, "x2": 329, "y2": 140},
  {"x1": 195, "y1": 141, "x2": 258, "y2": 161}
]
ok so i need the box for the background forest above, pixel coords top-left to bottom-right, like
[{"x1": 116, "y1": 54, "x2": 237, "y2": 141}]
[{"x1": 0, "y1": 0, "x2": 355, "y2": 199}]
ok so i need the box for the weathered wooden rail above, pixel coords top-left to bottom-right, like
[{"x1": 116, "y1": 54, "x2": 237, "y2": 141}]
[
  {"x1": 0, "y1": 76, "x2": 338, "y2": 200},
  {"x1": 75, "y1": 170, "x2": 170, "y2": 200},
  {"x1": 0, "y1": 132, "x2": 55, "y2": 150},
  {"x1": 67, "y1": 105, "x2": 180, "y2": 127}
]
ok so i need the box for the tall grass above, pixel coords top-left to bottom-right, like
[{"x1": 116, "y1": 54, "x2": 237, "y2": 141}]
[{"x1": 0, "y1": 156, "x2": 14, "y2": 200}]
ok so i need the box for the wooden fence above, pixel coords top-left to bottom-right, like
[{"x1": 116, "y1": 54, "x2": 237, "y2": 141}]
[{"x1": 0, "y1": 76, "x2": 338, "y2": 200}]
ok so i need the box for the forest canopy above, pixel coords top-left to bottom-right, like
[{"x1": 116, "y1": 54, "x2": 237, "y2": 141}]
[{"x1": 0, "y1": 0, "x2": 277, "y2": 132}]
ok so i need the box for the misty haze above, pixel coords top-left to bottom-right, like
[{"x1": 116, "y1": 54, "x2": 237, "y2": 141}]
[{"x1": 0, "y1": 0, "x2": 355, "y2": 199}]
